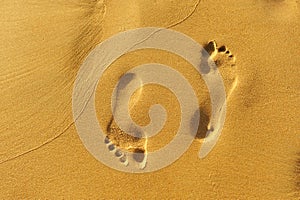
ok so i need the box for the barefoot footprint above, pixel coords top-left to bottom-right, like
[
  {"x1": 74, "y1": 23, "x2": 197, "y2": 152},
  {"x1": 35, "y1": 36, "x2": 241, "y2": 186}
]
[
  {"x1": 196, "y1": 40, "x2": 238, "y2": 139},
  {"x1": 105, "y1": 73, "x2": 147, "y2": 169},
  {"x1": 204, "y1": 40, "x2": 238, "y2": 99}
]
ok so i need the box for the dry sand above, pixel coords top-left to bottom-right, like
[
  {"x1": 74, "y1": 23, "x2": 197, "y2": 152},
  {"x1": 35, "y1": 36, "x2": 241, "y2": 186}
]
[{"x1": 1, "y1": 0, "x2": 299, "y2": 199}]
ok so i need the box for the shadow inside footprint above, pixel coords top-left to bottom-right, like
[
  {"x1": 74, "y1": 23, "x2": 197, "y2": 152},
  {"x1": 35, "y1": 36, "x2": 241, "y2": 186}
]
[
  {"x1": 199, "y1": 48, "x2": 212, "y2": 74},
  {"x1": 132, "y1": 148, "x2": 146, "y2": 163},
  {"x1": 203, "y1": 41, "x2": 216, "y2": 55},
  {"x1": 191, "y1": 107, "x2": 210, "y2": 139},
  {"x1": 117, "y1": 73, "x2": 136, "y2": 90}
]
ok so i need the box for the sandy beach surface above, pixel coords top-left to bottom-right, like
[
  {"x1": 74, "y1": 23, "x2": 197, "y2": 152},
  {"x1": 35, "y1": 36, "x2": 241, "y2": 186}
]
[{"x1": 1, "y1": 0, "x2": 299, "y2": 199}]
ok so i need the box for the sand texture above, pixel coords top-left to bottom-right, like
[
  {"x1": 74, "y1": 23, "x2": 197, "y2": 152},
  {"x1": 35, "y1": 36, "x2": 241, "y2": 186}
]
[{"x1": 1, "y1": 0, "x2": 299, "y2": 199}]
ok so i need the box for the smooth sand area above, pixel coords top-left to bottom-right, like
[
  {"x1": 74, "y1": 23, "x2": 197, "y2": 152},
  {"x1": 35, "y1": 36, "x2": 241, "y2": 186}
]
[{"x1": 1, "y1": 0, "x2": 299, "y2": 199}]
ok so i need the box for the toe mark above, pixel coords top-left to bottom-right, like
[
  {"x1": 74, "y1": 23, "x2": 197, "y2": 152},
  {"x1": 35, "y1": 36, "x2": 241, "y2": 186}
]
[
  {"x1": 132, "y1": 148, "x2": 146, "y2": 163},
  {"x1": 218, "y1": 46, "x2": 227, "y2": 52},
  {"x1": 204, "y1": 40, "x2": 217, "y2": 55},
  {"x1": 108, "y1": 144, "x2": 115, "y2": 151}
]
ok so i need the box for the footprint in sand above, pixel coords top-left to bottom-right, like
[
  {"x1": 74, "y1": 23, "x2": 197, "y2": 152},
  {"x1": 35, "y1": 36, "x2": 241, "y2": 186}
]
[
  {"x1": 105, "y1": 73, "x2": 147, "y2": 170},
  {"x1": 200, "y1": 40, "x2": 237, "y2": 79},
  {"x1": 205, "y1": 40, "x2": 238, "y2": 95},
  {"x1": 196, "y1": 40, "x2": 238, "y2": 139},
  {"x1": 106, "y1": 119, "x2": 148, "y2": 169}
]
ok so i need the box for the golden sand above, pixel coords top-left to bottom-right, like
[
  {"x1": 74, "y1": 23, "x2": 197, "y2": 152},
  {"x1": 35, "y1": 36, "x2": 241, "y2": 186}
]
[{"x1": 1, "y1": 0, "x2": 299, "y2": 199}]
